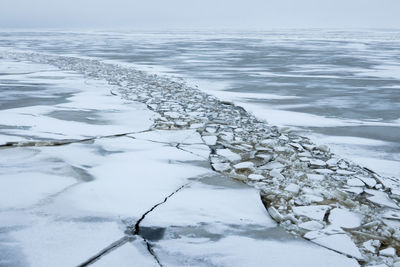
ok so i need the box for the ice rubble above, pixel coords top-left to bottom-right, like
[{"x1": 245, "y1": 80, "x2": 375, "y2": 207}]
[{"x1": 1, "y1": 52, "x2": 400, "y2": 266}]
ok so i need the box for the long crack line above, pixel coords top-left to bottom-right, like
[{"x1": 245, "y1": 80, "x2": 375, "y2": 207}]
[
  {"x1": 143, "y1": 238, "x2": 163, "y2": 267},
  {"x1": 132, "y1": 183, "x2": 188, "y2": 235},
  {"x1": 0, "y1": 129, "x2": 153, "y2": 149},
  {"x1": 76, "y1": 183, "x2": 189, "y2": 267}
]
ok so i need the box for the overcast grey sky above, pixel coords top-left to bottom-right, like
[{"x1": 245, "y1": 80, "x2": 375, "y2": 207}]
[{"x1": 1, "y1": 0, "x2": 399, "y2": 29}]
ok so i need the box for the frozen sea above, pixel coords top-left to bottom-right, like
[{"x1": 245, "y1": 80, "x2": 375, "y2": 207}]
[
  {"x1": 1, "y1": 29, "x2": 398, "y2": 177},
  {"x1": 0, "y1": 30, "x2": 399, "y2": 266}
]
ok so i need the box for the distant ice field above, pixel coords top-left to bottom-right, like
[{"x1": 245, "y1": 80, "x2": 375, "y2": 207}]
[{"x1": 0, "y1": 29, "x2": 399, "y2": 176}]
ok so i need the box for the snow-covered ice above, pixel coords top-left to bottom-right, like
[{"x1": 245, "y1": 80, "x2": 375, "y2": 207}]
[{"x1": 0, "y1": 48, "x2": 399, "y2": 267}]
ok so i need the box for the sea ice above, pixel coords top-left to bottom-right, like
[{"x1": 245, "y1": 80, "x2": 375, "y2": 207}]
[
  {"x1": 312, "y1": 234, "x2": 363, "y2": 260},
  {"x1": 292, "y1": 205, "x2": 330, "y2": 221},
  {"x1": 328, "y1": 208, "x2": 362, "y2": 228},
  {"x1": 216, "y1": 149, "x2": 241, "y2": 162}
]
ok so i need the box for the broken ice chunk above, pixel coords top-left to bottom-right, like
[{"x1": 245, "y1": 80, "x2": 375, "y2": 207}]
[
  {"x1": 336, "y1": 169, "x2": 356, "y2": 175},
  {"x1": 312, "y1": 234, "x2": 363, "y2": 260},
  {"x1": 233, "y1": 161, "x2": 254, "y2": 170},
  {"x1": 362, "y1": 240, "x2": 378, "y2": 253},
  {"x1": 256, "y1": 154, "x2": 272, "y2": 161},
  {"x1": 300, "y1": 194, "x2": 324, "y2": 204},
  {"x1": 315, "y1": 169, "x2": 334, "y2": 174},
  {"x1": 216, "y1": 149, "x2": 241, "y2": 162},
  {"x1": 391, "y1": 189, "x2": 400, "y2": 198},
  {"x1": 326, "y1": 158, "x2": 339, "y2": 167},
  {"x1": 292, "y1": 205, "x2": 330, "y2": 221},
  {"x1": 202, "y1": 135, "x2": 217, "y2": 146},
  {"x1": 212, "y1": 162, "x2": 231, "y2": 172},
  {"x1": 380, "y1": 247, "x2": 396, "y2": 257},
  {"x1": 285, "y1": 183, "x2": 300, "y2": 194},
  {"x1": 206, "y1": 127, "x2": 216, "y2": 133},
  {"x1": 267, "y1": 206, "x2": 284, "y2": 222},
  {"x1": 317, "y1": 144, "x2": 329, "y2": 152},
  {"x1": 260, "y1": 161, "x2": 284, "y2": 170},
  {"x1": 304, "y1": 230, "x2": 326, "y2": 240},
  {"x1": 358, "y1": 177, "x2": 377, "y2": 188},
  {"x1": 164, "y1": 111, "x2": 180, "y2": 119},
  {"x1": 270, "y1": 169, "x2": 285, "y2": 180},
  {"x1": 274, "y1": 146, "x2": 288, "y2": 153},
  {"x1": 302, "y1": 144, "x2": 316, "y2": 151},
  {"x1": 365, "y1": 189, "x2": 400, "y2": 209},
  {"x1": 248, "y1": 174, "x2": 264, "y2": 181},
  {"x1": 279, "y1": 134, "x2": 289, "y2": 141},
  {"x1": 219, "y1": 132, "x2": 233, "y2": 142},
  {"x1": 261, "y1": 139, "x2": 278, "y2": 147},
  {"x1": 289, "y1": 142, "x2": 303, "y2": 151},
  {"x1": 383, "y1": 211, "x2": 400, "y2": 220},
  {"x1": 347, "y1": 178, "x2": 365, "y2": 187},
  {"x1": 309, "y1": 159, "x2": 326, "y2": 168},
  {"x1": 328, "y1": 208, "x2": 362, "y2": 228},
  {"x1": 343, "y1": 187, "x2": 364, "y2": 195},
  {"x1": 298, "y1": 151, "x2": 312, "y2": 157},
  {"x1": 299, "y1": 221, "x2": 324, "y2": 231},
  {"x1": 307, "y1": 174, "x2": 324, "y2": 181}
]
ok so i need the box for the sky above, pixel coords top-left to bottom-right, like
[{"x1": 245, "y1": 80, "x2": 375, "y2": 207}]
[{"x1": 1, "y1": 0, "x2": 399, "y2": 30}]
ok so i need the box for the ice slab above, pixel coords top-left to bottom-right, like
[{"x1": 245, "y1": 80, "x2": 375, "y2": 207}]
[
  {"x1": 328, "y1": 208, "x2": 362, "y2": 228},
  {"x1": 156, "y1": 235, "x2": 359, "y2": 267},
  {"x1": 292, "y1": 205, "x2": 330, "y2": 221},
  {"x1": 312, "y1": 234, "x2": 363, "y2": 260},
  {"x1": 10, "y1": 217, "x2": 126, "y2": 267}
]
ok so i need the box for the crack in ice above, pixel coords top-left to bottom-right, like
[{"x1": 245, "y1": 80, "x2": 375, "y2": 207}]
[
  {"x1": 76, "y1": 183, "x2": 188, "y2": 267},
  {"x1": 0, "y1": 129, "x2": 153, "y2": 149}
]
